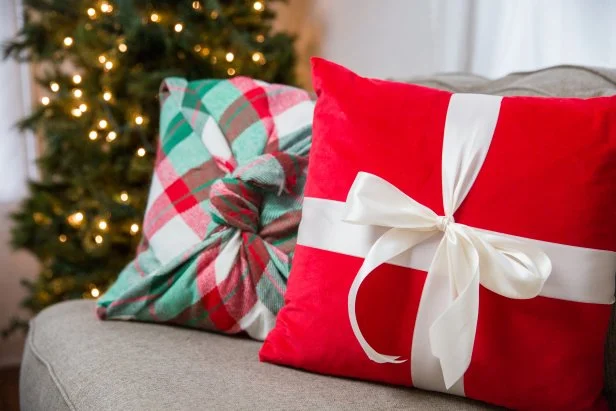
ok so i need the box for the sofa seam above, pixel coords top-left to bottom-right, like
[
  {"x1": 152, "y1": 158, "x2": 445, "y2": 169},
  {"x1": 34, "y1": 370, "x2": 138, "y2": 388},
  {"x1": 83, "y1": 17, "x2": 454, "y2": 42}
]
[{"x1": 26, "y1": 318, "x2": 78, "y2": 411}]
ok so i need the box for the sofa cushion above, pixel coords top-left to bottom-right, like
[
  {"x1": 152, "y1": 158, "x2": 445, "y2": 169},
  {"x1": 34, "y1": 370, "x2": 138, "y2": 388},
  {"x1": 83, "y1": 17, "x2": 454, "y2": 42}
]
[
  {"x1": 20, "y1": 300, "x2": 495, "y2": 410},
  {"x1": 261, "y1": 59, "x2": 616, "y2": 409}
]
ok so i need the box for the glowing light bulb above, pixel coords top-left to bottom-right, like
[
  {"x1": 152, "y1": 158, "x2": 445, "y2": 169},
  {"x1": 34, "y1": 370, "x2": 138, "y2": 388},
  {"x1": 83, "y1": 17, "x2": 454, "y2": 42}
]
[
  {"x1": 194, "y1": 45, "x2": 202, "y2": 52},
  {"x1": 41, "y1": 96, "x2": 50, "y2": 105},
  {"x1": 90, "y1": 288, "x2": 100, "y2": 297},
  {"x1": 227, "y1": 68, "x2": 236, "y2": 76},
  {"x1": 67, "y1": 211, "x2": 84, "y2": 227},
  {"x1": 87, "y1": 8, "x2": 96, "y2": 17},
  {"x1": 72, "y1": 74, "x2": 82, "y2": 84},
  {"x1": 253, "y1": 1, "x2": 264, "y2": 11},
  {"x1": 88, "y1": 130, "x2": 98, "y2": 140},
  {"x1": 130, "y1": 223, "x2": 140, "y2": 234},
  {"x1": 71, "y1": 108, "x2": 83, "y2": 117},
  {"x1": 98, "y1": 220, "x2": 108, "y2": 230},
  {"x1": 98, "y1": 55, "x2": 107, "y2": 64},
  {"x1": 103, "y1": 91, "x2": 112, "y2": 101},
  {"x1": 210, "y1": 10, "x2": 218, "y2": 19},
  {"x1": 150, "y1": 13, "x2": 160, "y2": 22},
  {"x1": 119, "y1": 191, "x2": 129, "y2": 202},
  {"x1": 94, "y1": 235, "x2": 104, "y2": 244},
  {"x1": 72, "y1": 88, "x2": 83, "y2": 98},
  {"x1": 256, "y1": 34, "x2": 265, "y2": 43},
  {"x1": 201, "y1": 47, "x2": 210, "y2": 56},
  {"x1": 106, "y1": 131, "x2": 117, "y2": 142},
  {"x1": 100, "y1": 2, "x2": 112, "y2": 13},
  {"x1": 134, "y1": 115, "x2": 144, "y2": 125},
  {"x1": 136, "y1": 147, "x2": 146, "y2": 157},
  {"x1": 104, "y1": 61, "x2": 113, "y2": 70},
  {"x1": 50, "y1": 82, "x2": 60, "y2": 92},
  {"x1": 174, "y1": 23, "x2": 183, "y2": 32},
  {"x1": 118, "y1": 43, "x2": 127, "y2": 52},
  {"x1": 63, "y1": 37, "x2": 73, "y2": 47},
  {"x1": 58, "y1": 234, "x2": 67, "y2": 243},
  {"x1": 98, "y1": 119, "x2": 108, "y2": 129},
  {"x1": 79, "y1": 103, "x2": 87, "y2": 112},
  {"x1": 192, "y1": 1, "x2": 201, "y2": 10},
  {"x1": 225, "y1": 52, "x2": 234, "y2": 62}
]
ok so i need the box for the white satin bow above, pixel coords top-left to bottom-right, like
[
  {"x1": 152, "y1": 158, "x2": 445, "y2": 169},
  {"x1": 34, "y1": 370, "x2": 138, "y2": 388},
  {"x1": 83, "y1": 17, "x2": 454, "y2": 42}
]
[{"x1": 344, "y1": 171, "x2": 552, "y2": 389}]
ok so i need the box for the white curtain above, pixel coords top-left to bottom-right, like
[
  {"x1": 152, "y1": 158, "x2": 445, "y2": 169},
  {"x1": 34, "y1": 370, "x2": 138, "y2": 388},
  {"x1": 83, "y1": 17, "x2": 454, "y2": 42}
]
[
  {"x1": 432, "y1": 0, "x2": 616, "y2": 78},
  {"x1": 313, "y1": 0, "x2": 616, "y2": 79},
  {"x1": 0, "y1": 0, "x2": 36, "y2": 203}
]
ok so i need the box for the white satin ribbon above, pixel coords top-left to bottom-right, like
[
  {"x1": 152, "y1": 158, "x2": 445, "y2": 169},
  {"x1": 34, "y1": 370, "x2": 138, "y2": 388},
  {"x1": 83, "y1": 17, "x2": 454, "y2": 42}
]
[{"x1": 344, "y1": 94, "x2": 553, "y2": 391}]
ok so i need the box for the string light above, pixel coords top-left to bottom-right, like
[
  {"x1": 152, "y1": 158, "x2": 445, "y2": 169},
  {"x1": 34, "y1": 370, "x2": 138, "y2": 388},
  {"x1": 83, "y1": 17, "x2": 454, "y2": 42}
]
[
  {"x1": 58, "y1": 234, "x2": 67, "y2": 243},
  {"x1": 211, "y1": 56, "x2": 218, "y2": 64},
  {"x1": 134, "y1": 115, "x2": 144, "y2": 125},
  {"x1": 136, "y1": 147, "x2": 146, "y2": 157},
  {"x1": 192, "y1": 1, "x2": 201, "y2": 10},
  {"x1": 210, "y1": 10, "x2": 218, "y2": 19},
  {"x1": 98, "y1": 55, "x2": 107, "y2": 64},
  {"x1": 90, "y1": 288, "x2": 100, "y2": 297},
  {"x1": 71, "y1": 108, "x2": 83, "y2": 117},
  {"x1": 94, "y1": 235, "x2": 104, "y2": 244},
  {"x1": 41, "y1": 96, "x2": 50, "y2": 106},
  {"x1": 88, "y1": 130, "x2": 98, "y2": 140},
  {"x1": 98, "y1": 220, "x2": 108, "y2": 231},
  {"x1": 106, "y1": 131, "x2": 117, "y2": 142},
  {"x1": 103, "y1": 91, "x2": 112, "y2": 101},
  {"x1": 225, "y1": 52, "x2": 234, "y2": 62},
  {"x1": 87, "y1": 8, "x2": 96, "y2": 17},
  {"x1": 100, "y1": 2, "x2": 112, "y2": 13},
  {"x1": 256, "y1": 34, "x2": 265, "y2": 43},
  {"x1": 63, "y1": 37, "x2": 73, "y2": 47},
  {"x1": 227, "y1": 68, "x2": 236, "y2": 76},
  {"x1": 67, "y1": 211, "x2": 84, "y2": 227},
  {"x1": 150, "y1": 13, "x2": 160, "y2": 22},
  {"x1": 194, "y1": 45, "x2": 202, "y2": 52},
  {"x1": 201, "y1": 47, "x2": 210, "y2": 56},
  {"x1": 98, "y1": 119, "x2": 108, "y2": 128},
  {"x1": 174, "y1": 23, "x2": 183, "y2": 32},
  {"x1": 118, "y1": 43, "x2": 127, "y2": 52},
  {"x1": 72, "y1": 74, "x2": 82, "y2": 84},
  {"x1": 252, "y1": 51, "x2": 266, "y2": 64},
  {"x1": 79, "y1": 103, "x2": 88, "y2": 112},
  {"x1": 72, "y1": 88, "x2": 83, "y2": 98},
  {"x1": 119, "y1": 191, "x2": 129, "y2": 202},
  {"x1": 104, "y1": 61, "x2": 113, "y2": 71},
  {"x1": 253, "y1": 1, "x2": 264, "y2": 11},
  {"x1": 50, "y1": 82, "x2": 60, "y2": 92},
  {"x1": 130, "y1": 223, "x2": 140, "y2": 234}
]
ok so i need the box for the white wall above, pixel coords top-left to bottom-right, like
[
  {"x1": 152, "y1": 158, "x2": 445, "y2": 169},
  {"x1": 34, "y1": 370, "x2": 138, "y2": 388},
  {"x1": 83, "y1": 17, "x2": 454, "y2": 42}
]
[{"x1": 0, "y1": 0, "x2": 38, "y2": 367}]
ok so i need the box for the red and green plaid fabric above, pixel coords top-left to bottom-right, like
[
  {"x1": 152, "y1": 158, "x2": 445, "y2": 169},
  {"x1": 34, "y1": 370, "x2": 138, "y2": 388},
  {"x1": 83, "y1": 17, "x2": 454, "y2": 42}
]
[{"x1": 97, "y1": 76, "x2": 315, "y2": 339}]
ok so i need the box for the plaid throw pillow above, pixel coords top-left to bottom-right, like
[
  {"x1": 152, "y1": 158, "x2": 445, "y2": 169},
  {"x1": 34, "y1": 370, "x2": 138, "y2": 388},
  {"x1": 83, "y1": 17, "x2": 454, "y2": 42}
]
[{"x1": 97, "y1": 77, "x2": 315, "y2": 340}]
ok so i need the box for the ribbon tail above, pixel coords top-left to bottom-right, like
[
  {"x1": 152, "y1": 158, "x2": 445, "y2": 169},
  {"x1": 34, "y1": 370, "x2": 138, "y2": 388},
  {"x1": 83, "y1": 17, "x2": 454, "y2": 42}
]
[
  {"x1": 428, "y1": 228, "x2": 481, "y2": 390},
  {"x1": 349, "y1": 227, "x2": 436, "y2": 364}
]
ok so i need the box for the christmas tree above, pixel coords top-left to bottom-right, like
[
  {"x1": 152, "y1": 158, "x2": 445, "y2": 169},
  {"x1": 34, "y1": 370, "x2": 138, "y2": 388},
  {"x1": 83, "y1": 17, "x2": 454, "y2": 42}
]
[{"x1": 3, "y1": 0, "x2": 296, "y2": 335}]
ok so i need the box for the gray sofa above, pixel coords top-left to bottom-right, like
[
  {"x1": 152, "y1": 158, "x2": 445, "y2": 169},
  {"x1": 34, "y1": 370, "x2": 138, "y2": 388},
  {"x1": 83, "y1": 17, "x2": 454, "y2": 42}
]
[{"x1": 20, "y1": 66, "x2": 616, "y2": 410}]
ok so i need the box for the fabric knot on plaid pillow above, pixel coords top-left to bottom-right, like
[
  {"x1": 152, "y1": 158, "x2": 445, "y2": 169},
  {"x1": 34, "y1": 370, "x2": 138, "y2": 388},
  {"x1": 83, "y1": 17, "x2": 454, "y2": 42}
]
[
  {"x1": 97, "y1": 77, "x2": 315, "y2": 340},
  {"x1": 209, "y1": 152, "x2": 307, "y2": 234}
]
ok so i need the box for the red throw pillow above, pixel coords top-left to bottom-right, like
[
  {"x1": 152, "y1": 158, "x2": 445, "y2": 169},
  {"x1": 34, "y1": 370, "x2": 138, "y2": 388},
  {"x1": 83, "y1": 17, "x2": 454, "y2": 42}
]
[{"x1": 260, "y1": 58, "x2": 616, "y2": 410}]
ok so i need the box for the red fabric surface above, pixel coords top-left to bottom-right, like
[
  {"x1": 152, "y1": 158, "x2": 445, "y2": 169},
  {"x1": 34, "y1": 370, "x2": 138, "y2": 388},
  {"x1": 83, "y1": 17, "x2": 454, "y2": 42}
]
[{"x1": 260, "y1": 58, "x2": 616, "y2": 410}]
